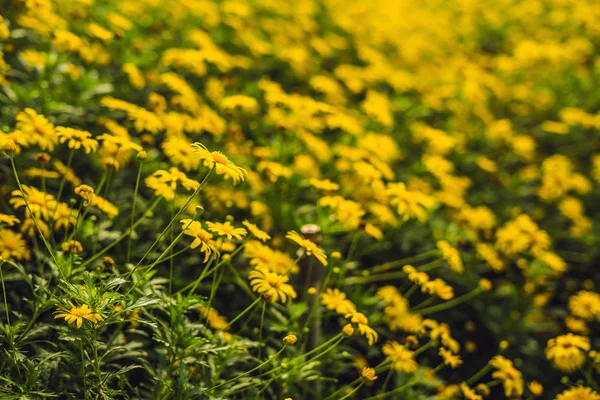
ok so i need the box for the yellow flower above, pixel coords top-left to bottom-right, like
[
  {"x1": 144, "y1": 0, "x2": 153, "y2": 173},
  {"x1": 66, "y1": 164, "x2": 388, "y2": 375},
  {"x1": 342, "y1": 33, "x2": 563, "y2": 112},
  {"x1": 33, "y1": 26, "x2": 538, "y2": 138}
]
[
  {"x1": 145, "y1": 168, "x2": 200, "y2": 200},
  {"x1": 309, "y1": 178, "x2": 339, "y2": 192},
  {"x1": 345, "y1": 312, "x2": 378, "y2": 345},
  {"x1": 54, "y1": 302, "x2": 103, "y2": 329},
  {"x1": 286, "y1": 230, "x2": 328, "y2": 266},
  {"x1": 0, "y1": 229, "x2": 31, "y2": 261},
  {"x1": 321, "y1": 288, "x2": 356, "y2": 315},
  {"x1": 283, "y1": 334, "x2": 297, "y2": 345},
  {"x1": 422, "y1": 278, "x2": 454, "y2": 300},
  {"x1": 10, "y1": 185, "x2": 57, "y2": 220},
  {"x1": 488, "y1": 356, "x2": 523, "y2": 397},
  {"x1": 437, "y1": 240, "x2": 464, "y2": 273},
  {"x1": 56, "y1": 127, "x2": 98, "y2": 153},
  {"x1": 568, "y1": 291, "x2": 600, "y2": 321},
  {"x1": 528, "y1": 381, "x2": 543, "y2": 397},
  {"x1": 51, "y1": 203, "x2": 77, "y2": 231},
  {"x1": 403, "y1": 265, "x2": 429, "y2": 285},
  {"x1": 361, "y1": 367, "x2": 378, "y2": 381},
  {"x1": 14, "y1": 109, "x2": 57, "y2": 151},
  {"x1": 386, "y1": 182, "x2": 435, "y2": 222},
  {"x1": 61, "y1": 240, "x2": 83, "y2": 255},
  {"x1": 382, "y1": 341, "x2": 418, "y2": 373},
  {"x1": 242, "y1": 220, "x2": 271, "y2": 242},
  {"x1": 181, "y1": 219, "x2": 219, "y2": 262},
  {"x1": 248, "y1": 267, "x2": 297, "y2": 304},
  {"x1": 74, "y1": 184, "x2": 96, "y2": 207},
  {"x1": 545, "y1": 333, "x2": 590, "y2": 373},
  {"x1": 206, "y1": 221, "x2": 247, "y2": 241},
  {"x1": 191, "y1": 142, "x2": 246, "y2": 184},
  {"x1": 460, "y1": 383, "x2": 482, "y2": 400},
  {"x1": 556, "y1": 386, "x2": 600, "y2": 400},
  {"x1": 199, "y1": 306, "x2": 228, "y2": 331},
  {"x1": 439, "y1": 347, "x2": 462, "y2": 368},
  {"x1": 0, "y1": 214, "x2": 20, "y2": 226},
  {"x1": 21, "y1": 49, "x2": 47, "y2": 68},
  {"x1": 162, "y1": 134, "x2": 199, "y2": 171}
]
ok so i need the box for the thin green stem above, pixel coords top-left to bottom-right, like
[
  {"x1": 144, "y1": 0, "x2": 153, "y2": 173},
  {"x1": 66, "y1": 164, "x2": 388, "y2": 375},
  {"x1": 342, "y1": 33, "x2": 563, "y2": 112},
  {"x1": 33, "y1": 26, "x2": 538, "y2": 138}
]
[
  {"x1": 338, "y1": 381, "x2": 364, "y2": 400},
  {"x1": 416, "y1": 287, "x2": 484, "y2": 315},
  {"x1": 219, "y1": 297, "x2": 261, "y2": 332},
  {"x1": 183, "y1": 259, "x2": 214, "y2": 296},
  {"x1": 10, "y1": 157, "x2": 61, "y2": 271},
  {"x1": 257, "y1": 301, "x2": 267, "y2": 359},
  {"x1": 365, "y1": 249, "x2": 440, "y2": 273},
  {"x1": 79, "y1": 196, "x2": 162, "y2": 269},
  {"x1": 127, "y1": 160, "x2": 144, "y2": 264},
  {"x1": 133, "y1": 167, "x2": 214, "y2": 270},
  {"x1": 205, "y1": 266, "x2": 224, "y2": 325},
  {"x1": 169, "y1": 204, "x2": 175, "y2": 295},
  {"x1": 466, "y1": 364, "x2": 492, "y2": 386},
  {"x1": 55, "y1": 148, "x2": 74, "y2": 204},
  {"x1": 346, "y1": 232, "x2": 360, "y2": 262},
  {"x1": 0, "y1": 262, "x2": 10, "y2": 324},
  {"x1": 200, "y1": 346, "x2": 286, "y2": 395}
]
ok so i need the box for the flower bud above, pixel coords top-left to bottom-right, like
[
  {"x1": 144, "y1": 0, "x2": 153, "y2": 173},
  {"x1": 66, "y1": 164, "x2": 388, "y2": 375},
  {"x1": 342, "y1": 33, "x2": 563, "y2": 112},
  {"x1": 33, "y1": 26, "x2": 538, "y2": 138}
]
[{"x1": 283, "y1": 334, "x2": 297, "y2": 345}]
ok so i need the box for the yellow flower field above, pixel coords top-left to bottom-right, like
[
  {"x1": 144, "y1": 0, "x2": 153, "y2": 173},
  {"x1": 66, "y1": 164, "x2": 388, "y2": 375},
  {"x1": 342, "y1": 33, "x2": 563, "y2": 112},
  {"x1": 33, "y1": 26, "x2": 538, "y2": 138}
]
[{"x1": 1, "y1": 0, "x2": 600, "y2": 398}]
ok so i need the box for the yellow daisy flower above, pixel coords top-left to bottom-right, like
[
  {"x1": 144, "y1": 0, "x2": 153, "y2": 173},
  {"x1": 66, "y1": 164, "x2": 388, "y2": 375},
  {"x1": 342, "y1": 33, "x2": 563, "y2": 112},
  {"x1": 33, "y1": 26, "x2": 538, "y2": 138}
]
[
  {"x1": 0, "y1": 229, "x2": 31, "y2": 261},
  {"x1": 242, "y1": 220, "x2": 270, "y2": 242},
  {"x1": 54, "y1": 302, "x2": 103, "y2": 329},
  {"x1": 0, "y1": 214, "x2": 20, "y2": 226},
  {"x1": 181, "y1": 219, "x2": 219, "y2": 262},
  {"x1": 56, "y1": 127, "x2": 99, "y2": 153},
  {"x1": 206, "y1": 221, "x2": 247, "y2": 241},
  {"x1": 286, "y1": 230, "x2": 328, "y2": 266},
  {"x1": 248, "y1": 266, "x2": 297, "y2": 304},
  {"x1": 191, "y1": 142, "x2": 246, "y2": 184}
]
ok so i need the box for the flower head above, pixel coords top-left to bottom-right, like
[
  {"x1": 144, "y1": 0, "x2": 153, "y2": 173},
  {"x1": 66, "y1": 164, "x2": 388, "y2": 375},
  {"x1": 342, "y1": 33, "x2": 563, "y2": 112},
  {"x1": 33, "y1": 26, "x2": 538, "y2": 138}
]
[
  {"x1": 556, "y1": 386, "x2": 600, "y2": 400},
  {"x1": 545, "y1": 333, "x2": 590, "y2": 373},
  {"x1": 382, "y1": 341, "x2": 418, "y2": 373},
  {"x1": 248, "y1": 267, "x2": 297, "y2": 304},
  {"x1": 54, "y1": 302, "x2": 103, "y2": 328},
  {"x1": 181, "y1": 219, "x2": 219, "y2": 262},
  {"x1": 0, "y1": 229, "x2": 31, "y2": 261},
  {"x1": 286, "y1": 230, "x2": 328, "y2": 266},
  {"x1": 191, "y1": 143, "x2": 246, "y2": 184},
  {"x1": 206, "y1": 221, "x2": 247, "y2": 241},
  {"x1": 361, "y1": 367, "x2": 378, "y2": 381},
  {"x1": 56, "y1": 127, "x2": 98, "y2": 153},
  {"x1": 242, "y1": 220, "x2": 271, "y2": 242},
  {"x1": 74, "y1": 184, "x2": 96, "y2": 207}
]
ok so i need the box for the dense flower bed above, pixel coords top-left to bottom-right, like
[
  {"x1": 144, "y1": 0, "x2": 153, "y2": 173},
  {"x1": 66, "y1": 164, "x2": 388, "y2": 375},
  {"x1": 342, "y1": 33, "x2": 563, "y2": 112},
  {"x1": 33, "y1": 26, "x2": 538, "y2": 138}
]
[{"x1": 1, "y1": 0, "x2": 600, "y2": 399}]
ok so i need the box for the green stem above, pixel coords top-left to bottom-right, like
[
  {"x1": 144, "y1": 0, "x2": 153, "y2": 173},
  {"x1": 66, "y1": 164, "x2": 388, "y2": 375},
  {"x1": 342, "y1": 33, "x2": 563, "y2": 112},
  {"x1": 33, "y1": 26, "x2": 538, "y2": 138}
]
[
  {"x1": 79, "y1": 196, "x2": 161, "y2": 269},
  {"x1": 219, "y1": 297, "x2": 261, "y2": 332},
  {"x1": 127, "y1": 160, "x2": 144, "y2": 264},
  {"x1": 338, "y1": 381, "x2": 364, "y2": 400},
  {"x1": 205, "y1": 266, "x2": 224, "y2": 325},
  {"x1": 200, "y1": 346, "x2": 286, "y2": 395},
  {"x1": 365, "y1": 249, "x2": 440, "y2": 274},
  {"x1": 133, "y1": 167, "x2": 214, "y2": 271},
  {"x1": 380, "y1": 368, "x2": 393, "y2": 392},
  {"x1": 225, "y1": 262, "x2": 256, "y2": 299},
  {"x1": 0, "y1": 262, "x2": 9, "y2": 324},
  {"x1": 466, "y1": 364, "x2": 492, "y2": 386},
  {"x1": 346, "y1": 232, "x2": 360, "y2": 262},
  {"x1": 9, "y1": 157, "x2": 61, "y2": 271},
  {"x1": 416, "y1": 287, "x2": 484, "y2": 315},
  {"x1": 169, "y1": 203, "x2": 175, "y2": 295},
  {"x1": 123, "y1": 213, "x2": 199, "y2": 298},
  {"x1": 55, "y1": 148, "x2": 74, "y2": 204},
  {"x1": 257, "y1": 301, "x2": 267, "y2": 359},
  {"x1": 183, "y1": 259, "x2": 214, "y2": 296}
]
